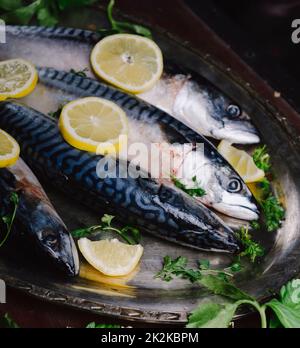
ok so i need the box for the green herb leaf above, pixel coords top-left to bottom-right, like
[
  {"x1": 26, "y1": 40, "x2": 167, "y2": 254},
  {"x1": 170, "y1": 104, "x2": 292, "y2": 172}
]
[
  {"x1": 0, "y1": 192, "x2": 19, "y2": 248},
  {"x1": 250, "y1": 220, "x2": 260, "y2": 230},
  {"x1": 0, "y1": 0, "x2": 23, "y2": 11},
  {"x1": 57, "y1": 0, "x2": 97, "y2": 11},
  {"x1": 199, "y1": 259, "x2": 210, "y2": 270},
  {"x1": 172, "y1": 176, "x2": 206, "y2": 198},
  {"x1": 237, "y1": 226, "x2": 264, "y2": 263},
  {"x1": 261, "y1": 196, "x2": 285, "y2": 232},
  {"x1": 187, "y1": 302, "x2": 238, "y2": 328},
  {"x1": 121, "y1": 225, "x2": 141, "y2": 245},
  {"x1": 105, "y1": 0, "x2": 152, "y2": 39},
  {"x1": 265, "y1": 279, "x2": 300, "y2": 328},
  {"x1": 1, "y1": 0, "x2": 42, "y2": 25},
  {"x1": 71, "y1": 225, "x2": 100, "y2": 239},
  {"x1": 0, "y1": 313, "x2": 19, "y2": 328},
  {"x1": 230, "y1": 262, "x2": 242, "y2": 273},
  {"x1": 269, "y1": 316, "x2": 284, "y2": 328},
  {"x1": 101, "y1": 214, "x2": 115, "y2": 226},
  {"x1": 155, "y1": 256, "x2": 202, "y2": 283},
  {"x1": 258, "y1": 178, "x2": 271, "y2": 198},
  {"x1": 199, "y1": 275, "x2": 254, "y2": 302},
  {"x1": 266, "y1": 299, "x2": 300, "y2": 328},
  {"x1": 86, "y1": 322, "x2": 121, "y2": 328},
  {"x1": 37, "y1": 7, "x2": 58, "y2": 26},
  {"x1": 71, "y1": 214, "x2": 141, "y2": 245},
  {"x1": 253, "y1": 145, "x2": 271, "y2": 172}
]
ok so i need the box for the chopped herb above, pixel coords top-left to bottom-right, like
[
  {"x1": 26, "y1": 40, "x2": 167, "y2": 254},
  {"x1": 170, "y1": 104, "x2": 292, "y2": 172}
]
[
  {"x1": 172, "y1": 176, "x2": 206, "y2": 198},
  {"x1": 251, "y1": 145, "x2": 285, "y2": 232},
  {"x1": 199, "y1": 259, "x2": 210, "y2": 271},
  {"x1": 69, "y1": 67, "x2": 89, "y2": 78},
  {"x1": 0, "y1": 192, "x2": 19, "y2": 248},
  {"x1": 261, "y1": 196, "x2": 285, "y2": 232},
  {"x1": 155, "y1": 256, "x2": 202, "y2": 283},
  {"x1": 237, "y1": 226, "x2": 264, "y2": 263},
  {"x1": 253, "y1": 145, "x2": 271, "y2": 172},
  {"x1": 229, "y1": 262, "x2": 242, "y2": 273},
  {"x1": 250, "y1": 220, "x2": 260, "y2": 230},
  {"x1": 86, "y1": 322, "x2": 120, "y2": 328},
  {"x1": 0, "y1": 313, "x2": 19, "y2": 328},
  {"x1": 257, "y1": 177, "x2": 271, "y2": 198},
  {"x1": 155, "y1": 256, "x2": 234, "y2": 284},
  {"x1": 71, "y1": 214, "x2": 141, "y2": 245}
]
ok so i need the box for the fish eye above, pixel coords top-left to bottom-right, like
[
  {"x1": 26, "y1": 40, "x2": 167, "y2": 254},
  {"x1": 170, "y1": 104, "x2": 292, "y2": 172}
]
[
  {"x1": 227, "y1": 178, "x2": 243, "y2": 193},
  {"x1": 159, "y1": 185, "x2": 173, "y2": 202},
  {"x1": 42, "y1": 229, "x2": 58, "y2": 247},
  {"x1": 227, "y1": 104, "x2": 241, "y2": 118}
]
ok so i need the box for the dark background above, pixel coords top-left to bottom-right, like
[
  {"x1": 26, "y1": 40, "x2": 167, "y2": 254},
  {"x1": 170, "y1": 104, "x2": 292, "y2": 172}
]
[{"x1": 0, "y1": 0, "x2": 300, "y2": 328}]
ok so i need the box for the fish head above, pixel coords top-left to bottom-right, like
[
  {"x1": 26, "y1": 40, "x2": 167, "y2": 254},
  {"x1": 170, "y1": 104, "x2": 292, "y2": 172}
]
[
  {"x1": 206, "y1": 164, "x2": 259, "y2": 221},
  {"x1": 177, "y1": 146, "x2": 259, "y2": 221},
  {"x1": 33, "y1": 203, "x2": 80, "y2": 277},
  {"x1": 206, "y1": 92, "x2": 260, "y2": 144},
  {"x1": 178, "y1": 81, "x2": 260, "y2": 144}
]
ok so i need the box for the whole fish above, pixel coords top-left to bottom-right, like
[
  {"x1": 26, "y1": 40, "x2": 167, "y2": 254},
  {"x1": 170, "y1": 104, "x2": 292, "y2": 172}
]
[
  {"x1": 0, "y1": 158, "x2": 79, "y2": 276},
  {"x1": 1, "y1": 25, "x2": 259, "y2": 144},
  {"x1": 23, "y1": 67, "x2": 259, "y2": 221},
  {"x1": 0, "y1": 101, "x2": 241, "y2": 253}
]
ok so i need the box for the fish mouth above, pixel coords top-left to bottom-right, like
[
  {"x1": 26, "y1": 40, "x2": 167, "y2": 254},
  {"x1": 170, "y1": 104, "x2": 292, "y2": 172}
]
[
  {"x1": 212, "y1": 119, "x2": 260, "y2": 144},
  {"x1": 57, "y1": 233, "x2": 80, "y2": 277},
  {"x1": 213, "y1": 194, "x2": 260, "y2": 221},
  {"x1": 60, "y1": 235, "x2": 80, "y2": 277}
]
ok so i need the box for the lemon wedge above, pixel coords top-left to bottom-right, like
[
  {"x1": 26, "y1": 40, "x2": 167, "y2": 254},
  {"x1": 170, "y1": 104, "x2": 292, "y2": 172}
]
[
  {"x1": 91, "y1": 34, "x2": 163, "y2": 93},
  {"x1": 78, "y1": 238, "x2": 144, "y2": 277},
  {"x1": 59, "y1": 97, "x2": 128, "y2": 154},
  {"x1": 0, "y1": 59, "x2": 38, "y2": 100},
  {"x1": 218, "y1": 140, "x2": 265, "y2": 183},
  {"x1": 0, "y1": 129, "x2": 20, "y2": 168}
]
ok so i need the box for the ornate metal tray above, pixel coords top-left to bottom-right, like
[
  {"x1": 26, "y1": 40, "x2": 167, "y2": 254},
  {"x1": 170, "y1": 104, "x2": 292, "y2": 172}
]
[{"x1": 0, "y1": 7, "x2": 300, "y2": 324}]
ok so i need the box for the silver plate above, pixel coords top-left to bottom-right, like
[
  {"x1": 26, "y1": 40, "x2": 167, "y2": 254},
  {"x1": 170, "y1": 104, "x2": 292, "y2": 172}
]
[{"x1": 0, "y1": 9, "x2": 300, "y2": 324}]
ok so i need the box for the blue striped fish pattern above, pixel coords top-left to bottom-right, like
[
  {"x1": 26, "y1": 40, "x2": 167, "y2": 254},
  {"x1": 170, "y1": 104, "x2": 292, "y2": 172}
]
[{"x1": 0, "y1": 102, "x2": 240, "y2": 253}]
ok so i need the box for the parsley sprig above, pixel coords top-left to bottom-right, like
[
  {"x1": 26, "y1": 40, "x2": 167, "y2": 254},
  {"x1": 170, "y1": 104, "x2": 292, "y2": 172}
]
[
  {"x1": 236, "y1": 226, "x2": 264, "y2": 263},
  {"x1": 155, "y1": 256, "x2": 236, "y2": 283},
  {"x1": 157, "y1": 256, "x2": 300, "y2": 328},
  {"x1": 0, "y1": 0, "x2": 152, "y2": 38},
  {"x1": 253, "y1": 145, "x2": 271, "y2": 172},
  {"x1": 71, "y1": 214, "x2": 141, "y2": 245},
  {"x1": 0, "y1": 192, "x2": 19, "y2": 248},
  {"x1": 252, "y1": 145, "x2": 285, "y2": 232},
  {"x1": 100, "y1": 0, "x2": 152, "y2": 38}
]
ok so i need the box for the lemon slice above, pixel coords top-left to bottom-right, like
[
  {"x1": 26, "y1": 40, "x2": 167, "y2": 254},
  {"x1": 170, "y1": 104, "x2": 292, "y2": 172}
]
[
  {"x1": 0, "y1": 129, "x2": 20, "y2": 168},
  {"x1": 218, "y1": 140, "x2": 265, "y2": 183},
  {"x1": 0, "y1": 59, "x2": 38, "y2": 100},
  {"x1": 78, "y1": 238, "x2": 144, "y2": 277},
  {"x1": 59, "y1": 97, "x2": 128, "y2": 154},
  {"x1": 91, "y1": 34, "x2": 163, "y2": 93}
]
